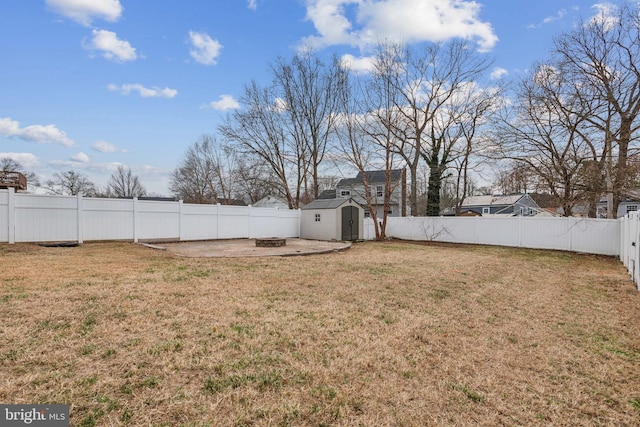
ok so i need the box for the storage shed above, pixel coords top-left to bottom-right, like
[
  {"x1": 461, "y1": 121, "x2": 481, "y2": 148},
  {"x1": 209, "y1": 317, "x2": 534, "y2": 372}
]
[{"x1": 300, "y1": 198, "x2": 364, "y2": 241}]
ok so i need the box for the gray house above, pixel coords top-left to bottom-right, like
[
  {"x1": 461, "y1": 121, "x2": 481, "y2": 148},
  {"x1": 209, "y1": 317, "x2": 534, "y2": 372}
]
[
  {"x1": 596, "y1": 189, "x2": 640, "y2": 218},
  {"x1": 300, "y1": 198, "x2": 364, "y2": 241},
  {"x1": 459, "y1": 194, "x2": 541, "y2": 216},
  {"x1": 320, "y1": 169, "x2": 407, "y2": 218}
]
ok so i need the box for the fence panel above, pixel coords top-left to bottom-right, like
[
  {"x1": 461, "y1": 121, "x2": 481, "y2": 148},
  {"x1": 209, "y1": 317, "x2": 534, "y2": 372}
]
[
  {"x1": 0, "y1": 190, "x2": 302, "y2": 244},
  {"x1": 520, "y1": 217, "x2": 571, "y2": 251},
  {"x1": 618, "y1": 212, "x2": 640, "y2": 287},
  {"x1": 15, "y1": 194, "x2": 79, "y2": 242},
  {"x1": 368, "y1": 215, "x2": 620, "y2": 256},
  {"x1": 0, "y1": 191, "x2": 8, "y2": 242},
  {"x1": 181, "y1": 203, "x2": 219, "y2": 241},
  {"x1": 276, "y1": 209, "x2": 301, "y2": 238},
  {"x1": 248, "y1": 207, "x2": 278, "y2": 238},
  {"x1": 218, "y1": 205, "x2": 250, "y2": 239},
  {"x1": 137, "y1": 200, "x2": 180, "y2": 241},
  {"x1": 571, "y1": 218, "x2": 620, "y2": 255},
  {"x1": 83, "y1": 198, "x2": 134, "y2": 241}
]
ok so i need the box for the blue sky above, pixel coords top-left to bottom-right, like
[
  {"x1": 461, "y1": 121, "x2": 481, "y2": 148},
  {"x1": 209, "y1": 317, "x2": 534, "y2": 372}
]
[{"x1": 0, "y1": 0, "x2": 624, "y2": 195}]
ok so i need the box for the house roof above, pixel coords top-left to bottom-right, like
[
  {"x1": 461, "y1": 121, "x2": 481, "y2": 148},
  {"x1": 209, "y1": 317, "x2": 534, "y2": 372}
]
[
  {"x1": 301, "y1": 198, "x2": 360, "y2": 210},
  {"x1": 337, "y1": 169, "x2": 403, "y2": 187},
  {"x1": 317, "y1": 189, "x2": 336, "y2": 199},
  {"x1": 461, "y1": 194, "x2": 527, "y2": 207},
  {"x1": 253, "y1": 195, "x2": 289, "y2": 208}
]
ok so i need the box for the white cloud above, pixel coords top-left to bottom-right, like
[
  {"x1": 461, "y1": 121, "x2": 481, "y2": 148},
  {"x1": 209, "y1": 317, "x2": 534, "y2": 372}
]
[
  {"x1": 92, "y1": 140, "x2": 127, "y2": 153},
  {"x1": 0, "y1": 153, "x2": 40, "y2": 169},
  {"x1": 189, "y1": 31, "x2": 223, "y2": 65},
  {"x1": 528, "y1": 8, "x2": 567, "y2": 29},
  {"x1": 340, "y1": 54, "x2": 375, "y2": 73},
  {"x1": 71, "y1": 152, "x2": 90, "y2": 163},
  {"x1": 208, "y1": 95, "x2": 240, "y2": 111},
  {"x1": 108, "y1": 83, "x2": 178, "y2": 98},
  {"x1": 490, "y1": 67, "x2": 508, "y2": 80},
  {"x1": 85, "y1": 29, "x2": 137, "y2": 62},
  {"x1": 46, "y1": 0, "x2": 123, "y2": 26},
  {"x1": 589, "y1": 2, "x2": 618, "y2": 31},
  {"x1": 302, "y1": 0, "x2": 498, "y2": 52},
  {"x1": 247, "y1": 0, "x2": 257, "y2": 10},
  {"x1": 0, "y1": 117, "x2": 74, "y2": 147},
  {"x1": 543, "y1": 9, "x2": 567, "y2": 24}
]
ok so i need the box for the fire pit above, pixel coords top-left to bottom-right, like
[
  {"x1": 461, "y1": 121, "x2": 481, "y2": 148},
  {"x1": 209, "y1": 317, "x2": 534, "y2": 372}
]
[{"x1": 255, "y1": 237, "x2": 287, "y2": 248}]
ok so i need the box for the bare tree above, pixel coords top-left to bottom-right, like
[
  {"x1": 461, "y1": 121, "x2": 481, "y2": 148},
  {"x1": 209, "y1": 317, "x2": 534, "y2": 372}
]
[
  {"x1": 553, "y1": 2, "x2": 640, "y2": 217},
  {"x1": 170, "y1": 135, "x2": 240, "y2": 204},
  {"x1": 334, "y1": 57, "x2": 402, "y2": 240},
  {"x1": 221, "y1": 51, "x2": 345, "y2": 208},
  {"x1": 235, "y1": 155, "x2": 280, "y2": 204},
  {"x1": 373, "y1": 41, "x2": 493, "y2": 216},
  {"x1": 272, "y1": 50, "x2": 344, "y2": 199},
  {"x1": 44, "y1": 170, "x2": 98, "y2": 196},
  {"x1": 220, "y1": 80, "x2": 305, "y2": 208},
  {"x1": 493, "y1": 63, "x2": 595, "y2": 217},
  {"x1": 106, "y1": 166, "x2": 146, "y2": 198}
]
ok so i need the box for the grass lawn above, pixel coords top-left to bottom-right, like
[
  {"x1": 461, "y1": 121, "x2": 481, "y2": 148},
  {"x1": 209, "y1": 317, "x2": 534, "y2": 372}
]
[{"x1": 1, "y1": 240, "x2": 639, "y2": 426}]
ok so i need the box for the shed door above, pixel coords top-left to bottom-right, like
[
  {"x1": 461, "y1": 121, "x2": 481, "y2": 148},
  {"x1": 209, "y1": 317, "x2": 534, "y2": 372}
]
[{"x1": 341, "y1": 206, "x2": 359, "y2": 241}]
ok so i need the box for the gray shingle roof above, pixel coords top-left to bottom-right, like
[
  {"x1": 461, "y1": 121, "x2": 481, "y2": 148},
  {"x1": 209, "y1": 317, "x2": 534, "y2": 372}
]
[
  {"x1": 337, "y1": 169, "x2": 403, "y2": 187},
  {"x1": 301, "y1": 198, "x2": 356, "y2": 210}
]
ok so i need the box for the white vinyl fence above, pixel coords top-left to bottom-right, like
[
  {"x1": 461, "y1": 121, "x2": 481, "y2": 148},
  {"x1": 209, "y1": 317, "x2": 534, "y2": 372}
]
[
  {"x1": 0, "y1": 189, "x2": 300, "y2": 244},
  {"x1": 365, "y1": 215, "x2": 640, "y2": 289},
  {"x1": 619, "y1": 211, "x2": 640, "y2": 287},
  {"x1": 364, "y1": 215, "x2": 620, "y2": 255}
]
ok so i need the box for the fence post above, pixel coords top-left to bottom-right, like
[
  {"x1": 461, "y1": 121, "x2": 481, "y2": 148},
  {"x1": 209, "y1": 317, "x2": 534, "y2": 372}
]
[
  {"x1": 474, "y1": 215, "x2": 479, "y2": 244},
  {"x1": 8, "y1": 188, "x2": 15, "y2": 244},
  {"x1": 248, "y1": 205, "x2": 253, "y2": 239},
  {"x1": 518, "y1": 215, "x2": 523, "y2": 247},
  {"x1": 133, "y1": 197, "x2": 139, "y2": 243},
  {"x1": 636, "y1": 213, "x2": 640, "y2": 289},
  {"x1": 77, "y1": 193, "x2": 84, "y2": 244},
  {"x1": 178, "y1": 200, "x2": 184, "y2": 241},
  {"x1": 215, "y1": 203, "x2": 221, "y2": 239}
]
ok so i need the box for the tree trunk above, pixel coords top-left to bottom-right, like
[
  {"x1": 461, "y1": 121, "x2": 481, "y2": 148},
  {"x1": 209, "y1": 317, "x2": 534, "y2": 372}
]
[{"x1": 426, "y1": 157, "x2": 442, "y2": 216}]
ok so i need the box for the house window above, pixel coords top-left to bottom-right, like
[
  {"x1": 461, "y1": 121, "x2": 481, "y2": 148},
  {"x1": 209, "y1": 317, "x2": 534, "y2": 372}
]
[
  {"x1": 340, "y1": 190, "x2": 350, "y2": 197},
  {"x1": 482, "y1": 207, "x2": 490, "y2": 214},
  {"x1": 364, "y1": 210, "x2": 370, "y2": 218},
  {"x1": 315, "y1": 213, "x2": 321, "y2": 222},
  {"x1": 627, "y1": 205, "x2": 638, "y2": 213},
  {"x1": 376, "y1": 186, "x2": 383, "y2": 198}
]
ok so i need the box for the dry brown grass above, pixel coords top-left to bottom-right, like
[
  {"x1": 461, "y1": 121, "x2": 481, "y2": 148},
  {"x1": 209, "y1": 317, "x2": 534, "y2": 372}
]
[{"x1": 1, "y1": 240, "x2": 639, "y2": 426}]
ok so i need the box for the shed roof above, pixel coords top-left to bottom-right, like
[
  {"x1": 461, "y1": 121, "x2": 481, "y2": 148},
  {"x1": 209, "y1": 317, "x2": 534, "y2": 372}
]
[{"x1": 302, "y1": 198, "x2": 359, "y2": 210}]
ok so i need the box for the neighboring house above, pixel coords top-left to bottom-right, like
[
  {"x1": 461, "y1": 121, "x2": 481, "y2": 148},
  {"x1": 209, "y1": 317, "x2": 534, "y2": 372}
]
[
  {"x1": 458, "y1": 194, "x2": 542, "y2": 217},
  {"x1": 597, "y1": 190, "x2": 640, "y2": 218},
  {"x1": 253, "y1": 195, "x2": 290, "y2": 209},
  {"x1": 0, "y1": 171, "x2": 27, "y2": 192},
  {"x1": 321, "y1": 169, "x2": 407, "y2": 218}
]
